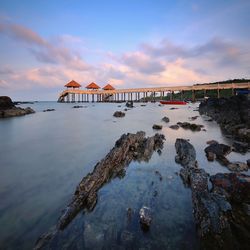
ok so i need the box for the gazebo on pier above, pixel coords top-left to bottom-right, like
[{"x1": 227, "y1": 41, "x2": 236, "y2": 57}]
[
  {"x1": 102, "y1": 84, "x2": 115, "y2": 90},
  {"x1": 86, "y1": 82, "x2": 100, "y2": 90},
  {"x1": 64, "y1": 80, "x2": 81, "y2": 89}
]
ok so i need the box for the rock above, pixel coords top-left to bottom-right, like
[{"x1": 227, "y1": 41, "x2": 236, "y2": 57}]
[
  {"x1": 117, "y1": 105, "x2": 121, "y2": 107},
  {"x1": 169, "y1": 125, "x2": 179, "y2": 130},
  {"x1": 35, "y1": 132, "x2": 165, "y2": 248},
  {"x1": 113, "y1": 111, "x2": 125, "y2": 117},
  {"x1": 125, "y1": 101, "x2": 134, "y2": 108},
  {"x1": 140, "y1": 104, "x2": 146, "y2": 107},
  {"x1": 170, "y1": 107, "x2": 178, "y2": 110},
  {"x1": 175, "y1": 138, "x2": 196, "y2": 167},
  {"x1": 199, "y1": 96, "x2": 250, "y2": 143},
  {"x1": 72, "y1": 105, "x2": 83, "y2": 108},
  {"x1": 206, "y1": 140, "x2": 218, "y2": 145},
  {"x1": 205, "y1": 143, "x2": 231, "y2": 157},
  {"x1": 43, "y1": 109, "x2": 55, "y2": 112},
  {"x1": 162, "y1": 116, "x2": 170, "y2": 123},
  {"x1": 207, "y1": 151, "x2": 215, "y2": 161},
  {"x1": 227, "y1": 162, "x2": 249, "y2": 172},
  {"x1": 177, "y1": 122, "x2": 204, "y2": 132},
  {"x1": 139, "y1": 206, "x2": 152, "y2": 231},
  {"x1": 152, "y1": 124, "x2": 162, "y2": 130},
  {"x1": 175, "y1": 139, "x2": 235, "y2": 249},
  {"x1": 189, "y1": 116, "x2": 199, "y2": 121},
  {"x1": 210, "y1": 173, "x2": 250, "y2": 203},
  {"x1": 247, "y1": 159, "x2": 250, "y2": 167},
  {"x1": 0, "y1": 96, "x2": 14, "y2": 109},
  {"x1": 232, "y1": 141, "x2": 249, "y2": 154},
  {"x1": 0, "y1": 96, "x2": 35, "y2": 118},
  {"x1": 155, "y1": 170, "x2": 163, "y2": 181}
]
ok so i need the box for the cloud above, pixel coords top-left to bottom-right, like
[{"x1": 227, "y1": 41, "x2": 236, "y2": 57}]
[
  {"x1": 0, "y1": 20, "x2": 90, "y2": 71},
  {"x1": 120, "y1": 51, "x2": 166, "y2": 74}
]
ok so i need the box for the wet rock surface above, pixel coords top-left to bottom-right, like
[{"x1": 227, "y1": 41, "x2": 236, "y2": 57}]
[
  {"x1": 72, "y1": 105, "x2": 83, "y2": 108},
  {"x1": 125, "y1": 101, "x2": 134, "y2": 108},
  {"x1": 199, "y1": 96, "x2": 250, "y2": 143},
  {"x1": 177, "y1": 122, "x2": 204, "y2": 131},
  {"x1": 0, "y1": 96, "x2": 35, "y2": 118},
  {"x1": 169, "y1": 125, "x2": 179, "y2": 130},
  {"x1": 152, "y1": 124, "x2": 162, "y2": 130},
  {"x1": 139, "y1": 206, "x2": 152, "y2": 231},
  {"x1": 175, "y1": 138, "x2": 250, "y2": 250},
  {"x1": 35, "y1": 131, "x2": 165, "y2": 249},
  {"x1": 162, "y1": 116, "x2": 170, "y2": 123},
  {"x1": 113, "y1": 111, "x2": 125, "y2": 117},
  {"x1": 43, "y1": 109, "x2": 55, "y2": 112}
]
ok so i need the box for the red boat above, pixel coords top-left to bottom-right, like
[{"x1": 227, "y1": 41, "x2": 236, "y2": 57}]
[{"x1": 160, "y1": 100, "x2": 187, "y2": 105}]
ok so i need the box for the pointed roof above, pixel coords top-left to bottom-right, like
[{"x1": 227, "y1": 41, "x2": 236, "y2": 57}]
[
  {"x1": 65, "y1": 80, "x2": 81, "y2": 88},
  {"x1": 103, "y1": 84, "x2": 115, "y2": 90},
  {"x1": 86, "y1": 82, "x2": 100, "y2": 89}
]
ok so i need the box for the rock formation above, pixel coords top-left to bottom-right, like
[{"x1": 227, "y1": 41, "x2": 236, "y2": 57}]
[
  {"x1": 199, "y1": 95, "x2": 250, "y2": 143},
  {"x1": 175, "y1": 138, "x2": 250, "y2": 249},
  {"x1": 0, "y1": 96, "x2": 35, "y2": 118},
  {"x1": 35, "y1": 131, "x2": 165, "y2": 249}
]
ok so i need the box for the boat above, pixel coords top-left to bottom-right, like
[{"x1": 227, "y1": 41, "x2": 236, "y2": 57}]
[{"x1": 160, "y1": 100, "x2": 187, "y2": 105}]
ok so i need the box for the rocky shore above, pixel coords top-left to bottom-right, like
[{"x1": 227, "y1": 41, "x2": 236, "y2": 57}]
[
  {"x1": 0, "y1": 96, "x2": 35, "y2": 118},
  {"x1": 199, "y1": 95, "x2": 250, "y2": 143},
  {"x1": 35, "y1": 131, "x2": 165, "y2": 249},
  {"x1": 175, "y1": 138, "x2": 250, "y2": 250}
]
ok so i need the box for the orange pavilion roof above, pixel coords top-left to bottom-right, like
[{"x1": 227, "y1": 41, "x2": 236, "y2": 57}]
[
  {"x1": 103, "y1": 84, "x2": 115, "y2": 90},
  {"x1": 64, "y1": 80, "x2": 81, "y2": 88},
  {"x1": 86, "y1": 82, "x2": 100, "y2": 89}
]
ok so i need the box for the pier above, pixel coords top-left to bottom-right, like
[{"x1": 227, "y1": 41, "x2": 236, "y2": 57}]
[{"x1": 58, "y1": 82, "x2": 250, "y2": 103}]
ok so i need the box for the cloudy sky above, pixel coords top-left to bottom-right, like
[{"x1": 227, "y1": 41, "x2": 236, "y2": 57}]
[{"x1": 0, "y1": 0, "x2": 249, "y2": 100}]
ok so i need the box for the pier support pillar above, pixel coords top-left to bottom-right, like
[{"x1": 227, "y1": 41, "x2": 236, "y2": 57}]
[{"x1": 192, "y1": 90, "x2": 195, "y2": 102}]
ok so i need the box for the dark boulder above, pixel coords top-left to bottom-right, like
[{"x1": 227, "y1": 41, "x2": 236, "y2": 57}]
[
  {"x1": 113, "y1": 111, "x2": 125, "y2": 117},
  {"x1": 169, "y1": 125, "x2": 179, "y2": 130},
  {"x1": 162, "y1": 116, "x2": 170, "y2": 123},
  {"x1": 232, "y1": 141, "x2": 249, "y2": 154},
  {"x1": 139, "y1": 206, "x2": 152, "y2": 231},
  {"x1": 177, "y1": 122, "x2": 204, "y2": 131},
  {"x1": 0, "y1": 96, "x2": 14, "y2": 109},
  {"x1": 152, "y1": 124, "x2": 162, "y2": 130},
  {"x1": 43, "y1": 109, "x2": 55, "y2": 112},
  {"x1": 125, "y1": 101, "x2": 134, "y2": 108}
]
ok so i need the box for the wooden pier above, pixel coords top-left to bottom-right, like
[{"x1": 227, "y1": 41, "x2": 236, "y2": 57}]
[{"x1": 58, "y1": 82, "x2": 250, "y2": 103}]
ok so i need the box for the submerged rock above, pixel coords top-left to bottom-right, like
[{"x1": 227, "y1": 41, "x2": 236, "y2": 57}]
[
  {"x1": 113, "y1": 111, "x2": 125, "y2": 117},
  {"x1": 139, "y1": 206, "x2": 152, "y2": 231},
  {"x1": 0, "y1": 96, "x2": 35, "y2": 118},
  {"x1": 43, "y1": 109, "x2": 55, "y2": 112},
  {"x1": 35, "y1": 131, "x2": 165, "y2": 249},
  {"x1": 205, "y1": 143, "x2": 231, "y2": 158},
  {"x1": 162, "y1": 116, "x2": 170, "y2": 123},
  {"x1": 72, "y1": 105, "x2": 83, "y2": 108},
  {"x1": 152, "y1": 124, "x2": 162, "y2": 130}
]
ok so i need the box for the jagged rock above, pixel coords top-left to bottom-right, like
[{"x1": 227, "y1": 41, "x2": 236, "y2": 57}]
[
  {"x1": 210, "y1": 173, "x2": 250, "y2": 203},
  {"x1": 199, "y1": 96, "x2": 250, "y2": 143},
  {"x1": 162, "y1": 116, "x2": 170, "y2": 123},
  {"x1": 205, "y1": 143, "x2": 231, "y2": 157},
  {"x1": 35, "y1": 132, "x2": 165, "y2": 249},
  {"x1": 232, "y1": 141, "x2": 249, "y2": 154},
  {"x1": 152, "y1": 124, "x2": 162, "y2": 130},
  {"x1": 0, "y1": 96, "x2": 35, "y2": 118},
  {"x1": 170, "y1": 107, "x2": 178, "y2": 110},
  {"x1": 139, "y1": 206, "x2": 152, "y2": 231},
  {"x1": 113, "y1": 111, "x2": 125, "y2": 117},
  {"x1": 175, "y1": 139, "x2": 236, "y2": 249},
  {"x1": 177, "y1": 122, "x2": 204, "y2": 131},
  {"x1": 169, "y1": 125, "x2": 179, "y2": 130},
  {"x1": 43, "y1": 109, "x2": 55, "y2": 112},
  {"x1": 155, "y1": 170, "x2": 163, "y2": 181},
  {"x1": 227, "y1": 162, "x2": 249, "y2": 172}
]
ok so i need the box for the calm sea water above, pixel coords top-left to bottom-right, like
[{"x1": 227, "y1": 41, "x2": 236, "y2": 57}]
[{"x1": 0, "y1": 102, "x2": 249, "y2": 250}]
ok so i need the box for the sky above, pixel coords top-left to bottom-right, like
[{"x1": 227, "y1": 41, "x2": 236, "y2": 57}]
[{"x1": 0, "y1": 0, "x2": 249, "y2": 100}]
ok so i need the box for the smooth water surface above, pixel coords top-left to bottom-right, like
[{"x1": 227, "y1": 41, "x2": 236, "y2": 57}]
[{"x1": 0, "y1": 102, "x2": 249, "y2": 249}]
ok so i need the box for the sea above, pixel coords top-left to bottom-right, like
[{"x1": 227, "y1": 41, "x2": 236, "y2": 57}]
[{"x1": 0, "y1": 101, "x2": 249, "y2": 250}]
